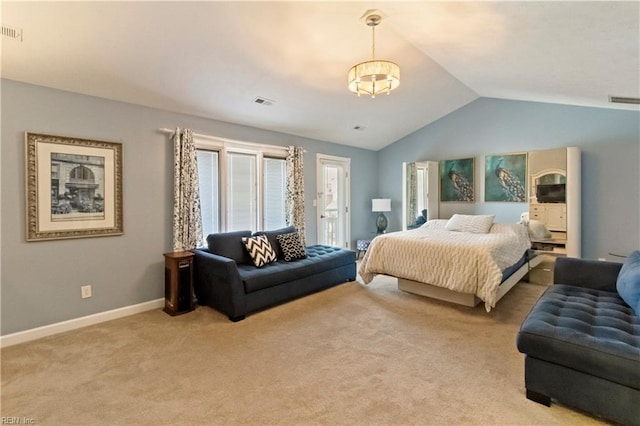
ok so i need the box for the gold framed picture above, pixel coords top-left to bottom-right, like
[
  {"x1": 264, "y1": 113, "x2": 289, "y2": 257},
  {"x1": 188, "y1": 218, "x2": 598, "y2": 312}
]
[{"x1": 25, "y1": 132, "x2": 123, "y2": 241}]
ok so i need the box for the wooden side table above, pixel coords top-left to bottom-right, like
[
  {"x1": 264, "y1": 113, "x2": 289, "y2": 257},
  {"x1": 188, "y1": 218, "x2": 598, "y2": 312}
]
[{"x1": 163, "y1": 251, "x2": 195, "y2": 316}]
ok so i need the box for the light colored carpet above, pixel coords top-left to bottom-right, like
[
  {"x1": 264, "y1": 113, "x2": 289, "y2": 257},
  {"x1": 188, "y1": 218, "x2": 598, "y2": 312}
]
[{"x1": 1, "y1": 276, "x2": 604, "y2": 425}]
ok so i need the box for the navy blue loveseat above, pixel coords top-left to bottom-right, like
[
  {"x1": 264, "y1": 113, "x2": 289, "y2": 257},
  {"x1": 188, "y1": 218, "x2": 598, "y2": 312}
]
[
  {"x1": 193, "y1": 228, "x2": 356, "y2": 321},
  {"x1": 517, "y1": 255, "x2": 640, "y2": 425}
]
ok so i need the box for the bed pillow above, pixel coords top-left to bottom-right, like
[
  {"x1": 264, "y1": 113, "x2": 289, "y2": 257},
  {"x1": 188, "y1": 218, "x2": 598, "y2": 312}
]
[
  {"x1": 616, "y1": 250, "x2": 640, "y2": 314},
  {"x1": 420, "y1": 219, "x2": 448, "y2": 230},
  {"x1": 241, "y1": 235, "x2": 277, "y2": 267},
  {"x1": 490, "y1": 222, "x2": 529, "y2": 240},
  {"x1": 276, "y1": 232, "x2": 307, "y2": 262},
  {"x1": 527, "y1": 220, "x2": 552, "y2": 240},
  {"x1": 445, "y1": 214, "x2": 495, "y2": 234}
]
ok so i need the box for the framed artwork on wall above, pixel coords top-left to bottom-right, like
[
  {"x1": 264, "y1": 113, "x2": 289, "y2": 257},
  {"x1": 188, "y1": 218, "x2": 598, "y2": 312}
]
[
  {"x1": 440, "y1": 158, "x2": 475, "y2": 202},
  {"x1": 25, "y1": 132, "x2": 123, "y2": 241},
  {"x1": 484, "y1": 152, "x2": 527, "y2": 202}
]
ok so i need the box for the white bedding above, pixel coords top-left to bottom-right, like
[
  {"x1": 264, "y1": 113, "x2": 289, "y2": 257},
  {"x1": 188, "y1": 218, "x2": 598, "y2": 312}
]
[{"x1": 358, "y1": 220, "x2": 531, "y2": 310}]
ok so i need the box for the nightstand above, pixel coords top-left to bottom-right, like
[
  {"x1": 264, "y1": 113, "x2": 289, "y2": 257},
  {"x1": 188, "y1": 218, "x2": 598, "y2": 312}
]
[{"x1": 163, "y1": 251, "x2": 195, "y2": 316}]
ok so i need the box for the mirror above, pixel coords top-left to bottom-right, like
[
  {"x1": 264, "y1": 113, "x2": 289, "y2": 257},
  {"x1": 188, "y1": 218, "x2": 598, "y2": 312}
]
[
  {"x1": 536, "y1": 173, "x2": 566, "y2": 185},
  {"x1": 402, "y1": 161, "x2": 438, "y2": 230}
]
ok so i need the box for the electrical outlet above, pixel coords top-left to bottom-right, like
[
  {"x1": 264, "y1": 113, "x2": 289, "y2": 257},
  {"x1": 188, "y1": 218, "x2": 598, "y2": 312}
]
[{"x1": 81, "y1": 285, "x2": 92, "y2": 299}]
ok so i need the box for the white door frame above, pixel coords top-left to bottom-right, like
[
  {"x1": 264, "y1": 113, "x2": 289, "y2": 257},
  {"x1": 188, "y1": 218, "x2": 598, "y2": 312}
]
[{"x1": 316, "y1": 154, "x2": 351, "y2": 248}]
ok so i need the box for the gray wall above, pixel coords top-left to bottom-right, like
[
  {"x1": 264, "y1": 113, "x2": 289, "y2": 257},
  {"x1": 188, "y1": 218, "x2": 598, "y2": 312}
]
[
  {"x1": 3, "y1": 81, "x2": 638, "y2": 336},
  {"x1": 1, "y1": 79, "x2": 378, "y2": 335},
  {"x1": 378, "y1": 98, "x2": 640, "y2": 260}
]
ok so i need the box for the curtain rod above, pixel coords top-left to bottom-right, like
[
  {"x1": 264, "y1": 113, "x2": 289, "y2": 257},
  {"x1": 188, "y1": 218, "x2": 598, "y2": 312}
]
[
  {"x1": 159, "y1": 128, "x2": 230, "y2": 141},
  {"x1": 158, "y1": 128, "x2": 306, "y2": 153}
]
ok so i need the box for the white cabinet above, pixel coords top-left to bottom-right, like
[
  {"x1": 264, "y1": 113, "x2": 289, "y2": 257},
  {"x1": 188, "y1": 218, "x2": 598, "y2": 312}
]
[
  {"x1": 545, "y1": 204, "x2": 566, "y2": 231},
  {"x1": 528, "y1": 147, "x2": 580, "y2": 258},
  {"x1": 530, "y1": 203, "x2": 566, "y2": 231}
]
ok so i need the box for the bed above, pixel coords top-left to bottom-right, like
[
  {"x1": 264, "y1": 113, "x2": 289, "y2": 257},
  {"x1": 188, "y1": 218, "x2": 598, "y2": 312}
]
[{"x1": 358, "y1": 215, "x2": 541, "y2": 311}]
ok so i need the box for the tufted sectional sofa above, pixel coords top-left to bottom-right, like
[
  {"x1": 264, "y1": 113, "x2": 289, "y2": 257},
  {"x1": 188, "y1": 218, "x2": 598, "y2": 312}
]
[
  {"x1": 517, "y1": 255, "x2": 640, "y2": 425},
  {"x1": 193, "y1": 228, "x2": 356, "y2": 322}
]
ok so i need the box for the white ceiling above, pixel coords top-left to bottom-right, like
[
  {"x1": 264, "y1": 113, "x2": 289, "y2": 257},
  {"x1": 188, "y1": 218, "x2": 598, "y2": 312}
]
[{"x1": 2, "y1": 1, "x2": 639, "y2": 151}]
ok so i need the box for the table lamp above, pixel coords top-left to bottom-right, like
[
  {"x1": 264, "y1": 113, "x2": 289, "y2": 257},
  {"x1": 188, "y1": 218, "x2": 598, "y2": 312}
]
[{"x1": 372, "y1": 198, "x2": 391, "y2": 233}]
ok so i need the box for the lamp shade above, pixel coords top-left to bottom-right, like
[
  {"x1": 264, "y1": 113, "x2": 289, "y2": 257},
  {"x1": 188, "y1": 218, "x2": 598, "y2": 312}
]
[
  {"x1": 347, "y1": 14, "x2": 400, "y2": 98},
  {"x1": 372, "y1": 198, "x2": 391, "y2": 212},
  {"x1": 348, "y1": 60, "x2": 400, "y2": 98}
]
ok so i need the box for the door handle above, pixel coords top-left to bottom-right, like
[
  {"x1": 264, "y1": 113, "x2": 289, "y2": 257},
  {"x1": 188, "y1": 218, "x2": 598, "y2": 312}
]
[{"x1": 320, "y1": 215, "x2": 325, "y2": 219}]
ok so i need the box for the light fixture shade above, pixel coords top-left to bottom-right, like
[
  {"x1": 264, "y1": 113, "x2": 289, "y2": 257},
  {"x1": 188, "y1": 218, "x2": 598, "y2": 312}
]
[
  {"x1": 348, "y1": 60, "x2": 400, "y2": 97},
  {"x1": 348, "y1": 13, "x2": 400, "y2": 98},
  {"x1": 372, "y1": 198, "x2": 391, "y2": 212}
]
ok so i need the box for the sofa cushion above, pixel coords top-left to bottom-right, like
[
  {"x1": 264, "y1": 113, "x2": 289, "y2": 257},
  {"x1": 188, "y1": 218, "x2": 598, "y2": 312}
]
[
  {"x1": 517, "y1": 284, "x2": 640, "y2": 390},
  {"x1": 253, "y1": 226, "x2": 296, "y2": 260},
  {"x1": 238, "y1": 245, "x2": 356, "y2": 293},
  {"x1": 617, "y1": 250, "x2": 640, "y2": 314},
  {"x1": 276, "y1": 232, "x2": 307, "y2": 261},
  {"x1": 206, "y1": 230, "x2": 252, "y2": 264},
  {"x1": 242, "y1": 235, "x2": 277, "y2": 267}
]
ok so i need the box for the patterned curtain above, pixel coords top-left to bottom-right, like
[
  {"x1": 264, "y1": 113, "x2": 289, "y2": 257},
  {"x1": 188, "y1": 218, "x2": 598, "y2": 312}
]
[
  {"x1": 406, "y1": 162, "x2": 418, "y2": 227},
  {"x1": 172, "y1": 128, "x2": 203, "y2": 251},
  {"x1": 286, "y1": 146, "x2": 305, "y2": 246}
]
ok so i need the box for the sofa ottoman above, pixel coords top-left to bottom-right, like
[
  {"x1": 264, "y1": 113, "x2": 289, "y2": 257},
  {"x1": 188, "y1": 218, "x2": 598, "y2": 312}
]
[{"x1": 517, "y1": 255, "x2": 640, "y2": 425}]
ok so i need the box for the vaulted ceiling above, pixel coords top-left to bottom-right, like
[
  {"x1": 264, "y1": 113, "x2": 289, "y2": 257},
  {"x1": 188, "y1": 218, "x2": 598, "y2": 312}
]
[{"x1": 3, "y1": 1, "x2": 639, "y2": 150}]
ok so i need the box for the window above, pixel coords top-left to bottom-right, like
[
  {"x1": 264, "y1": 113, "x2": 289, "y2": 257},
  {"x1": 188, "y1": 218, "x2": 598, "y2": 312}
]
[
  {"x1": 196, "y1": 150, "x2": 219, "y2": 237},
  {"x1": 195, "y1": 136, "x2": 288, "y2": 243},
  {"x1": 70, "y1": 166, "x2": 94, "y2": 181},
  {"x1": 416, "y1": 167, "x2": 426, "y2": 211},
  {"x1": 263, "y1": 158, "x2": 287, "y2": 230},
  {"x1": 227, "y1": 152, "x2": 257, "y2": 231}
]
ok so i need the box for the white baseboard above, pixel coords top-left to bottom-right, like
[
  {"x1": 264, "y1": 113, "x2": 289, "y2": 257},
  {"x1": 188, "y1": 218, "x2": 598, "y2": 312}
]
[{"x1": 0, "y1": 298, "x2": 164, "y2": 348}]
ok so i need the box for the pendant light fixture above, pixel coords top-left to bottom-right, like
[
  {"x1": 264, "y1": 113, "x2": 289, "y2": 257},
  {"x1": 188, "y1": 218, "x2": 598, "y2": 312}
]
[{"x1": 348, "y1": 14, "x2": 400, "y2": 98}]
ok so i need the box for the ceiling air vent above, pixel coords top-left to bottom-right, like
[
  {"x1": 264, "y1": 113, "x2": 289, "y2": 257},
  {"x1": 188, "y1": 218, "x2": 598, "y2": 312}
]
[
  {"x1": 609, "y1": 96, "x2": 640, "y2": 105},
  {"x1": 1, "y1": 25, "x2": 23, "y2": 41},
  {"x1": 253, "y1": 97, "x2": 275, "y2": 106}
]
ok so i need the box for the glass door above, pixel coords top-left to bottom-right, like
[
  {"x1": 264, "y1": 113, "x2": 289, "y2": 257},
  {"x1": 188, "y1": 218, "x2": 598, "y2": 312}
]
[{"x1": 317, "y1": 154, "x2": 351, "y2": 248}]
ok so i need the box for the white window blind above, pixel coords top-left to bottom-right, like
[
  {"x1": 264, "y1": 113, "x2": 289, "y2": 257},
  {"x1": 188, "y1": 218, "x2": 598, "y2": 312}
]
[
  {"x1": 195, "y1": 135, "x2": 288, "y2": 241},
  {"x1": 197, "y1": 150, "x2": 219, "y2": 238},
  {"x1": 227, "y1": 152, "x2": 257, "y2": 231},
  {"x1": 263, "y1": 158, "x2": 287, "y2": 230}
]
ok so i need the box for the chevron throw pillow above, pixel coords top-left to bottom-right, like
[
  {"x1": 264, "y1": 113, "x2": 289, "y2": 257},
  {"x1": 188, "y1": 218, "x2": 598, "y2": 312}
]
[
  {"x1": 241, "y1": 235, "x2": 277, "y2": 267},
  {"x1": 276, "y1": 232, "x2": 307, "y2": 262}
]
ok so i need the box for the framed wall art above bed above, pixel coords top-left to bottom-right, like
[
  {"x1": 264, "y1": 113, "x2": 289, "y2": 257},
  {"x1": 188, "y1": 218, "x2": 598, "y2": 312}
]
[
  {"x1": 484, "y1": 152, "x2": 527, "y2": 202},
  {"x1": 439, "y1": 157, "x2": 475, "y2": 202}
]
